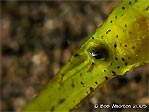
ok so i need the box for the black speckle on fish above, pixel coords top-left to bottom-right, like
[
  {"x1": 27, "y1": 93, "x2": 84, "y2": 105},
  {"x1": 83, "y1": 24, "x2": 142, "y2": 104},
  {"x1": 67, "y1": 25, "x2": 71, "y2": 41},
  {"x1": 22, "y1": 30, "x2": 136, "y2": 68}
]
[
  {"x1": 145, "y1": 6, "x2": 149, "y2": 10},
  {"x1": 105, "y1": 76, "x2": 109, "y2": 80},
  {"x1": 90, "y1": 87, "x2": 94, "y2": 92},
  {"x1": 117, "y1": 66, "x2": 120, "y2": 69},
  {"x1": 106, "y1": 30, "x2": 111, "y2": 34},
  {"x1": 114, "y1": 43, "x2": 117, "y2": 48},
  {"x1": 80, "y1": 81, "x2": 85, "y2": 87},
  {"x1": 71, "y1": 80, "x2": 75, "y2": 88},
  {"x1": 74, "y1": 53, "x2": 79, "y2": 57},
  {"x1": 122, "y1": 6, "x2": 125, "y2": 10},
  {"x1": 95, "y1": 82, "x2": 98, "y2": 84},
  {"x1": 86, "y1": 91, "x2": 89, "y2": 95},
  {"x1": 112, "y1": 71, "x2": 117, "y2": 76},
  {"x1": 121, "y1": 58, "x2": 125, "y2": 61},
  {"x1": 125, "y1": 24, "x2": 127, "y2": 28},
  {"x1": 58, "y1": 98, "x2": 65, "y2": 104},
  {"x1": 125, "y1": 62, "x2": 128, "y2": 66}
]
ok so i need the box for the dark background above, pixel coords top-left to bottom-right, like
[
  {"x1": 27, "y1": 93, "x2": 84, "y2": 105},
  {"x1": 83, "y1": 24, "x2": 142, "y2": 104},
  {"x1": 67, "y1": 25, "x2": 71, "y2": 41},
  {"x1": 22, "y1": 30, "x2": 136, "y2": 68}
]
[{"x1": 1, "y1": 0, "x2": 148, "y2": 111}]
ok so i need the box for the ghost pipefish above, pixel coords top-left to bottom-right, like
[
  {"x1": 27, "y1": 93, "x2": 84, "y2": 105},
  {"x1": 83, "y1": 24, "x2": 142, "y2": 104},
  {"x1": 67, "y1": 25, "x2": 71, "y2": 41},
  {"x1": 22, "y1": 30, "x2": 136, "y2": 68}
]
[{"x1": 22, "y1": 0, "x2": 149, "y2": 111}]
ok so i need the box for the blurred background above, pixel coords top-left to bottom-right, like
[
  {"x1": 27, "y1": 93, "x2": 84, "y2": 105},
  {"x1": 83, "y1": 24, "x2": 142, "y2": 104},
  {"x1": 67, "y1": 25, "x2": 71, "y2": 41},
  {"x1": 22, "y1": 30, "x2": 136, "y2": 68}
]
[{"x1": 1, "y1": 0, "x2": 148, "y2": 111}]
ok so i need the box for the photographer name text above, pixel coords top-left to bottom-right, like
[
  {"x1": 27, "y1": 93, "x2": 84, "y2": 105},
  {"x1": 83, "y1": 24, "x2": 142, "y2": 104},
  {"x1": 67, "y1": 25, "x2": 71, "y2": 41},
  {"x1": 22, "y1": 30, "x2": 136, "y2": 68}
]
[{"x1": 94, "y1": 104, "x2": 147, "y2": 109}]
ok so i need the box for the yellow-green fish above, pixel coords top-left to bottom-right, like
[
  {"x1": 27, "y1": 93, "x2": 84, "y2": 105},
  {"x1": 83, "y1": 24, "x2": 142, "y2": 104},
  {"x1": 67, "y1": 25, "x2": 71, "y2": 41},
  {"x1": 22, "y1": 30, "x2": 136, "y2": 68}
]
[{"x1": 22, "y1": 0, "x2": 149, "y2": 111}]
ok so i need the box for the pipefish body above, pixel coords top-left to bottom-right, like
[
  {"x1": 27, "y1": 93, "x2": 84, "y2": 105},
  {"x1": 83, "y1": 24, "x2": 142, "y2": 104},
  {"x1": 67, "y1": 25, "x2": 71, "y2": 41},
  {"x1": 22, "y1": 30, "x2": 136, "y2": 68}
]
[{"x1": 22, "y1": 0, "x2": 149, "y2": 111}]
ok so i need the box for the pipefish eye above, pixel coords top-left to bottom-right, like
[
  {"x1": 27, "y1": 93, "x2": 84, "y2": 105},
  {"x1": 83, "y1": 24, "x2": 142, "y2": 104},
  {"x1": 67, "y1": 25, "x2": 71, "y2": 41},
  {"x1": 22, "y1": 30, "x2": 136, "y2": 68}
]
[{"x1": 88, "y1": 45, "x2": 109, "y2": 60}]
